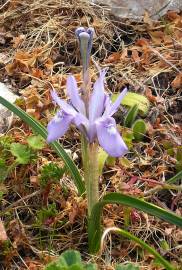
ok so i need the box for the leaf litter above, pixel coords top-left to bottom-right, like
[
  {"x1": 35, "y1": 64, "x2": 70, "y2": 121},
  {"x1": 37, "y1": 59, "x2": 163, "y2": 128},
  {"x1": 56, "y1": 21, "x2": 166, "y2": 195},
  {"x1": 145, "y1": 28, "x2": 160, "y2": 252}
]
[{"x1": 0, "y1": 1, "x2": 182, "y2": 269}]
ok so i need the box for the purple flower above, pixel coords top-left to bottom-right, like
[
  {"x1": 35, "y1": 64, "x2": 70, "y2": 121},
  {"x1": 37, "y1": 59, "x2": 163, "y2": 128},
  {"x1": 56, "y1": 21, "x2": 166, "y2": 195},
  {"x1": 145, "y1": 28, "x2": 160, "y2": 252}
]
[{"x1": 47, "y1": 69, "x2": 128, "y2": 157}]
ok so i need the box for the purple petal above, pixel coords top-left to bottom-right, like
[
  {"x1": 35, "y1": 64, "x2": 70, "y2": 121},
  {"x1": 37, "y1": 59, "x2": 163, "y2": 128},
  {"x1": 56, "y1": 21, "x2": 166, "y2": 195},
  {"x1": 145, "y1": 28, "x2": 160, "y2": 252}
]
[
  {"x1": 47, "y1": 110, "x2": 73, "y2": 143},
  {"x1": 74, "y1": 112, "x2": 89, "y2": 129},
  {"x1": 66, "y1": 76, "x2": 86, "y2": 114},
  {"x1": 107, "y1": 88, "x2": 127, "y2": 117},
  {"x1": 51, "y1": 90, "x2": 77, "y2": 116},
  {"x1": 87, "y1": 123, "x2": 97, "y2": 143},
  {"x1": 89, "y1": 68, "x2": 108, "y2": 123},
  {"x1": 96, "y1": 117, "x2": 128, "y2": 157},
  {"x1": 94, "y1": 86, "x2": 127, "y2": 118}
]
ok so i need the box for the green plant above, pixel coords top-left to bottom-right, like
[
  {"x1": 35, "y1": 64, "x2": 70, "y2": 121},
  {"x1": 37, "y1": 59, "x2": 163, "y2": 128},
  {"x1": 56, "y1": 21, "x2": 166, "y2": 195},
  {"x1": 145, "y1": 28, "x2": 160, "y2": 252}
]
[
  {"x1": 0, "y1": 95, "x2": 85, "y2": 195},
  {"x1": 45, "y1": 250, "x2": 97, "y2": 270},
  {"x1": 132, "y1": 119, "x2": 147, "y2": 141},
  {"x1": 112, "y1": 92, "x2": 150, "y2": 116},
  {"x1": 36, "y1": 203, "x2": 58, "y2": 225},
  {"x1": 115, "y1": 264, "x2": 139, "y2": 270},
  {"x1": 10, "y1": 142, "x2": 36, "y2": 164},
  {"x1": 1, "y1": 27, "x2": 182, "y2": 270},
  {"x1": 45, "y1": 250, "x2": 140, "y2": 270},
  {"x1": 124, "y1": 104, "x2": 139, "y2": 128},
  {"x1": 123, "y1": 104, "x2": 147, "y2": 142},
  {"x1": 40, "y1": 162, "x2": 65, "y2": 187}
]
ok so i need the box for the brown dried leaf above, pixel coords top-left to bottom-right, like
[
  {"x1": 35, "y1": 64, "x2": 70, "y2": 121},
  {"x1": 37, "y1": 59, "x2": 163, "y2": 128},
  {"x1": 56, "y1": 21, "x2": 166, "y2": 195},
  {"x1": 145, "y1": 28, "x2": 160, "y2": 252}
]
[
  {"x1": 131, "y1": 49, "x2": 140, "y2": 63},
  {"x1": 0, "y1": 218, "x2": 8, "y2": 242},
  {"x1": 171, "y1": 72, "x2": 182, "y2": 89},
  {"x1": 105, "y1": 52, "x2": 121, "y2": 63},
  {"x1": 135, "y1": 38, "x2": 149, "y2": 47},
  {"x1": 12, "y1": 35, "x2": 25, "y2": 48},
  {"x1": 149, "y1": 31, "x2": 164, "y2": 44}
]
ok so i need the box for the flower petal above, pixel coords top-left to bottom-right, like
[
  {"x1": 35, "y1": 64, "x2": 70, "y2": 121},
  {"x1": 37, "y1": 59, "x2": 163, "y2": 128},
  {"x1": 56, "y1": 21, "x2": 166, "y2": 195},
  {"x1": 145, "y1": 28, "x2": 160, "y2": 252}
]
[
  {"x1": 108, "y1": 88, "x2": 127, "y2": 116},
  {"x1": 89, "y1": 68, "x2": 108, "y2": 123},
  {"x1": 47, "y1": 110, "x2": 73, "y2": 143},
  {"x1": 51, "y1": 90, "x2": 77, "y2": 116},
  {"x1": 66, "y1": 75, "x2": 86, "y2": 114},
  {"x1": 96, "y1": 117, "x2": 128, "y2": 157}
]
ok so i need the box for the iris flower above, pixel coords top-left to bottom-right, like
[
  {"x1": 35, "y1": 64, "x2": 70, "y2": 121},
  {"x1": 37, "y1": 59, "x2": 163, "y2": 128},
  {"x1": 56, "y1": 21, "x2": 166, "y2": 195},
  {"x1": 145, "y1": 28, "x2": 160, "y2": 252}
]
[{"x1": 47, "y1": 69, "x2": 128, "y2": 157}]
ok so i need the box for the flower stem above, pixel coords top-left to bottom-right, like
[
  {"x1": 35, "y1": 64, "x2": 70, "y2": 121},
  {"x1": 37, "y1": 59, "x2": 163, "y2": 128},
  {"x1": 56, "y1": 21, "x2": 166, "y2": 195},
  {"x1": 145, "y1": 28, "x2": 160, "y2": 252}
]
[{"x1": 81, "y1": 135, "x2": 99, "y2": 217}]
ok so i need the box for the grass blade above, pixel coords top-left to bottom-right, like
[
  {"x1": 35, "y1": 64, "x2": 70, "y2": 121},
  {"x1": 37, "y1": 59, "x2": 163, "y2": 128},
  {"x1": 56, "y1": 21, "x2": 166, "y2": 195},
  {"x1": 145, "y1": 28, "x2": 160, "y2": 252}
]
[
  {"x1": 167, "y1": 170, "x2": 182, "y2": 184},
  {"x1": 0, "y1": 96, "x2": 85, "y2": 195},
  {"x1": 101, "y1": 227, "x2": 174, "y2": 270},
  {"x1": 89, "y1": 193, "x2": 182, "y2": 253}
]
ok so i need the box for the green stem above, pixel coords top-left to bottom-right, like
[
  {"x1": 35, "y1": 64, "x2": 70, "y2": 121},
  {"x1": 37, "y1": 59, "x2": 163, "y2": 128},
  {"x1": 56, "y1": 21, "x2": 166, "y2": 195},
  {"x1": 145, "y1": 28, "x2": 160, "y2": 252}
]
[{"x1": 81, "y1": 135, "x2": 99, "y2": 217}]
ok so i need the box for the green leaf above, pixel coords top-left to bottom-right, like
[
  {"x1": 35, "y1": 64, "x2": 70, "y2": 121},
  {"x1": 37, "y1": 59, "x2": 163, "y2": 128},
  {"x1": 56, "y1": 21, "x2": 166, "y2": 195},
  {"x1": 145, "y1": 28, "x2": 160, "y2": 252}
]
[
  {"x1": 61, "y1": 250, "x2": 82, "y2": 266},
  {"x1": 132, "y1": 119, "x2": 147, "y2": 141},
  {"x1": 45, "y1": 250, "x2": 84, "y2": 270},
  {"x1": 122, "y1": 130, "x2": 134, "y2": 149},
  {"x1": 112, "y1": 92, "x2": 150, "y2": 116},
  {"x1": 85, "y1": 264, "x2": 97, "y2": 270},
  {"x1": 45, "y1": 256, "x2": 67, "y2": 270},
  {"x1": 88, "y1": 193, "x2": 182, "y2": 254},
  {"x1": 113, "y1": 229, "x2": 172, "y2": 270},
  {"x1": 0, "y1": 95, "x2": 85, "y2": 195},
  {"x1": 10, "y1": 143, "x2": 34, "y2": 164},
  {"x1": 115, "y1": 263, "x2": 139, "y2": 270},
  {"x1": 166, "y1": 170, "x2": 182, "y2": 184},
  {"x1": 40, "y1": 162, "x2": 65, "y2": 187},
  {"x1": 27, "y1": 134, "x2": 45, "y2": 150},
  {"x1": 98, "y1": 148, "x2": 108, "y2": 175},
  {"x1": 124, "y1": 104, "x2": 139, "y2": 128}
]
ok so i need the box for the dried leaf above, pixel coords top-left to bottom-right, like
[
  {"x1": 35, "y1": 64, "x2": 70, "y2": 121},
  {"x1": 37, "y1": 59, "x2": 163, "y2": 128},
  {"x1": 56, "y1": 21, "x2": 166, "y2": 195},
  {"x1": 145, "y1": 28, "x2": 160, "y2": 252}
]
[
  {"x1": 149, "y1": 31, "x2": 164, "y2": 44},
  {"x1": 12, "y1": 35, "x2": 25, "y2": 48},
  {"x1": 135, "y1": 38, "x2": 149, "y2": 47},
  {"x1": 0, "y1": 218, "x2": 7, "y2": 242},
  {"x1": 171, "y1": 73, "x2": 182, "y2": 89},
  {"x1": 131, "y1": 49, "x2": 140, "y2": 63},
  {"x1": 105, "y1": 52, "x2": 121, "y2": 63}
]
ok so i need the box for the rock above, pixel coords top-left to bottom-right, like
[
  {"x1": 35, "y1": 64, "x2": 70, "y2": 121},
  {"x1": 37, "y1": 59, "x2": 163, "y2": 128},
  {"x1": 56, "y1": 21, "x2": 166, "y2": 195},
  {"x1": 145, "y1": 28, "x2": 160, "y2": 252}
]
[
  {"x1": 0, "y1": 82, "x2": 18, "y2": 134},
  {"x1": 91, "y1": 0, "x2": 182, "y2": 19}
]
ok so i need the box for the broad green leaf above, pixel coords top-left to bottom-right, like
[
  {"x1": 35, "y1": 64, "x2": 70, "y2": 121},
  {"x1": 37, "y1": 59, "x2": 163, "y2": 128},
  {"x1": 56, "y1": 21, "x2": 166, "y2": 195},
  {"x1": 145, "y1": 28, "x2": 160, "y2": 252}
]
[
  {"x1": 10, "y1": 143, "x2": 34, "y2": 164},
  {"x1": 27, "y1": 134, "x2": 45, "y2": 150},
  {"x1": 0, "y1": 95, "x2": 85, "y2": 195},
  {"x1": 132, "y1": 119, "x2": 147, "y2": 141},
  {"x1": 85, "y1": 264, "x2": 97, "y2": 270},
  {"x1": 112, "y1": 92, "x2": 150, "y2": 116},
  {"x1": 88, "y1": 193, "x2": 182, "y2": 254},
  {"x1": 45, "y1": 256, "x2": 67, "y2": 270},
  {"x1": 61, "y1": 250, "x2": 82, "y2": 266},
  {"x1": 98, "y1": 148, "x2": 108, "y2": 175},
  {"x1": 45, "y1": 250, "x2": 84, "y2": 270},
  {"x1": 106, "y1": 156, "x2": 116, "y2": 167},
  {"x1": 124, "y1": 104, "x2": 139, "y2": 128},
  {"x1": 122, "y1": 130, "x2": 134, "y2": 149},
  {"x1": 115, "y1": 264, "x2": 139, "y2": 270}
]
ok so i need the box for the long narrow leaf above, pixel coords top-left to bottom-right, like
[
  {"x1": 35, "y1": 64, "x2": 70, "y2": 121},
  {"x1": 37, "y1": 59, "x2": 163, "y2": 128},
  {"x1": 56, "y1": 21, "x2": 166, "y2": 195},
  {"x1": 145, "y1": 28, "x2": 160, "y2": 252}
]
[
  {"x1": 0, "y1": 96, "x2": 85, "y2": 195},
  {"x1": 167, "y1": 170, "x2": 182, "y2": 184},
  {"x1": 102, "y1": 227, "x2": 173, "y2": 270},
  {"x1": 89, "y1": 193, "x2": 182, "y2": 253}
]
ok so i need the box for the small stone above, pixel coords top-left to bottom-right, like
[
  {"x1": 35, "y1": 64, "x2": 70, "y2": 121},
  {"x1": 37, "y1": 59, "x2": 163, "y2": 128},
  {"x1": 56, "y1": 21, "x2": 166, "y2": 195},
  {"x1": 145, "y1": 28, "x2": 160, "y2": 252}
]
[
  {"x1": 91, "y1": 0, "x2": 182, "y2": 20},
  {"x1": 0, "y1": 82, "x2": 18, "y2": 134}
]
